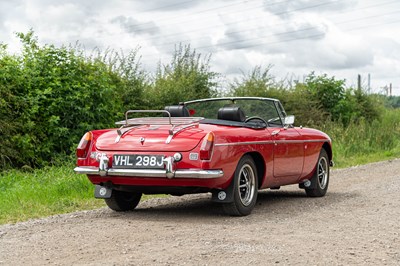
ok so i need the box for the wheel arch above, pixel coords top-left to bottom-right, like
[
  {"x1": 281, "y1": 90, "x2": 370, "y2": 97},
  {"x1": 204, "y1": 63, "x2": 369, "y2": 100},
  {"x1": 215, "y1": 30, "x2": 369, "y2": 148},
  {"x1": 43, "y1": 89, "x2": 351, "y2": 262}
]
[
  {"x1": 322, "y1": 142, "x2": 333, "y2": 164},
  {"x1": 245, "y1": 151, "x2": 265, "y2": 189}
]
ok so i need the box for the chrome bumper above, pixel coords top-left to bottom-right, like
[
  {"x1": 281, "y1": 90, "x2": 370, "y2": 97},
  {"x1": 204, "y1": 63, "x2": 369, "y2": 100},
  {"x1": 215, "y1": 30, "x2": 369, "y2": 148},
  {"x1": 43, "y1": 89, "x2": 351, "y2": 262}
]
[{"x1": 74, "y1": 166, "x2": 224, "y2": 179}]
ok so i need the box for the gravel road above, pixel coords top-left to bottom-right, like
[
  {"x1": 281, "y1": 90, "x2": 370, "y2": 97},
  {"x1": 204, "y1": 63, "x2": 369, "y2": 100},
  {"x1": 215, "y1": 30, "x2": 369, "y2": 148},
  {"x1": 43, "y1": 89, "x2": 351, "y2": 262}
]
[{"x1": 1, "y1": 159, "x2": 400, "y2": 265}]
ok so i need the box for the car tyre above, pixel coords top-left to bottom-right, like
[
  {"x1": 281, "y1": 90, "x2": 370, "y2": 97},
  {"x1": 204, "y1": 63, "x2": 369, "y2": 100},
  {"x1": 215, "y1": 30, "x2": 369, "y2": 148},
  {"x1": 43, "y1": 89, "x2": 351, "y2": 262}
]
[
  {"x1": 305, "y1": 148, "x2": 329, "y2": 197},
  {"x1": 223, "y1": 155, "x2": 258, "y2": 216},
  {"x1": 105, "y1": 190, "x2": 142, "y2": 211}
]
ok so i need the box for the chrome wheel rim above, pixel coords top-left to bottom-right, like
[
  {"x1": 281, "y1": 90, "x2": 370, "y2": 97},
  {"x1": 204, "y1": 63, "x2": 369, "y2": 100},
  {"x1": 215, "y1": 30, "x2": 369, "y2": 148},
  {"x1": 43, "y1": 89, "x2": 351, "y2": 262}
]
[
  {"x1": 318, "y1": 157, "x2": 328, "y2": 189},
  {"x1": 238, "y1": 164, "x2": 256, "y2": 206}
]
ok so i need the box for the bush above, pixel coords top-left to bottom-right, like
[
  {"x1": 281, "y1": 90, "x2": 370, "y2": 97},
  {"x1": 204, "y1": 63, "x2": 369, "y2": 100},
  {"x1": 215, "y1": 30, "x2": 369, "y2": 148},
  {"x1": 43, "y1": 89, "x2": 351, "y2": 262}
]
[
  {"x1": 0, "y1": 34, "x2": 219, "y2": 169},
  {"x1": 385, "y1": 95, "x2": 400, "y2": 108},
  {"x1": 146, "y1": 44, "x2": 218, "y2": 109},
  {"x1": 0, "y1": 31, "x2": 147, "y2": 169},
  {"x1": 284, "y1": 82, "x2": 328, "y2": 127},
  {"x1": 302, "y1": 72, "x2": 346, "y2": 120},
  {"x1": 319, "y1": 108, "x2": 400, "y2": 166},
  {"x1": 0, "y1": 45, "x2": 23, "y2": 167},
  {"x1": 300, "y1": 72, "x2": 381, "y2": 125},
  {"x1": 228, "y1": 68, "x2": 383, "y2": 127},
  {"x1": 228, "y1": 65, "x2": 281, "y2": 97}
]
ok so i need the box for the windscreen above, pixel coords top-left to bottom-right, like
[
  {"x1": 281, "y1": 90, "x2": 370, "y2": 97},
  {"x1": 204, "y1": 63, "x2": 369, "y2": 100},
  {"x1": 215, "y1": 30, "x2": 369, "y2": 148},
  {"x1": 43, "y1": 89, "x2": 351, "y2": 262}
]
[{"x1": 185, "y1": 98, "x2": 283, "y2": 126}]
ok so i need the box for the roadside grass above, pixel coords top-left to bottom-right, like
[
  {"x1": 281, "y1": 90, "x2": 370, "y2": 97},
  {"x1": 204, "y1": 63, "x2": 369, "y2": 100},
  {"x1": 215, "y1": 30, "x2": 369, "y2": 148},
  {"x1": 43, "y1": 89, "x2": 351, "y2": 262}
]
[
  {"x1": 322, "y1": 109, "x2": 400, "y2": 168},
  {"x1": 0, "y1": 165, "x2": 104, "y2": 224},
  {"x1": 0, "y1": 109, "x2": 399, "y2": 225},
  {"x1": 0, "y1": 165, "x2": 163, "y2": 225}
]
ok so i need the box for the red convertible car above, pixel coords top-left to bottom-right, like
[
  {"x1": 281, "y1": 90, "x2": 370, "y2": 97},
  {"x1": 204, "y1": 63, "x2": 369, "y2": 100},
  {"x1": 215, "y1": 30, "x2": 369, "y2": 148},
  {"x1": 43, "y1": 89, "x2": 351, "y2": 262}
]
[{"x1": 74, "y1": 97, "x2": 333, "y2": 216}]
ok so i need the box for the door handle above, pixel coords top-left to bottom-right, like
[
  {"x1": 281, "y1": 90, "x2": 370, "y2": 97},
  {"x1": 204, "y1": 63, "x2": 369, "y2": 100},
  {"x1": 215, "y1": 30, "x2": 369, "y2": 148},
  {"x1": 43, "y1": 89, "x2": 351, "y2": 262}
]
[{"x1": 271, "y1": 130, "x2": 280, "y2": 136}]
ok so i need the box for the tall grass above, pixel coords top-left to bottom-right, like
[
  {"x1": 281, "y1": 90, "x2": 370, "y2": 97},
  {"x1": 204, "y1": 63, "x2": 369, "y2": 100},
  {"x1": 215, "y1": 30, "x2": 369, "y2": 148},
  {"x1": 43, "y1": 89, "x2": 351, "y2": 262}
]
[
  {"x1": 0, "y1": 165, "x2": 104, "y2": 224},
  {"x1": 0, "y1": 164, "x2": 163, "y2": 225},
  {"x1": 320, "y1": 109, "x2": 400, "y2": 167}
]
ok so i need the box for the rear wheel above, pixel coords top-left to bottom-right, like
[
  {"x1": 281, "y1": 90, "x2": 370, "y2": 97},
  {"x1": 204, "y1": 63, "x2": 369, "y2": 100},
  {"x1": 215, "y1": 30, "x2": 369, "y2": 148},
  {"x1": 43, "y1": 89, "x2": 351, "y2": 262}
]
[
  {"x1": 305, "y1": 148, "x2": 329, "y2": 197},
  {"x1": 105, "y1": 190, "x2": 142, "y2": 211},
  {"x1": 223, "y1": 155, "x2": 258, "y2": 216}
]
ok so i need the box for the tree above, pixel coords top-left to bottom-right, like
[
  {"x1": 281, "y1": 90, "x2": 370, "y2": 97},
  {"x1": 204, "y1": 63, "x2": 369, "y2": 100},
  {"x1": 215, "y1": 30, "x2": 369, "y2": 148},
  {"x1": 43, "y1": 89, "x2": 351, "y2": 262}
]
[
  {"x1": 228, "y1": 65, "x2": 279, "y2": 97},
  {"x1": 147, "y1": 44, "x2": 218, "y2": 109}
]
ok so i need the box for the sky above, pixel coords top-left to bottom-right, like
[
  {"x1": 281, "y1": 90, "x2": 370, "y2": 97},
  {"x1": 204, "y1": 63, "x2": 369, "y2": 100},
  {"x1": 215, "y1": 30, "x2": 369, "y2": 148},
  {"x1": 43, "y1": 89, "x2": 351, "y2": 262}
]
[{"x1": 1, "y1": 0, "x2": 400, "y2": 95}]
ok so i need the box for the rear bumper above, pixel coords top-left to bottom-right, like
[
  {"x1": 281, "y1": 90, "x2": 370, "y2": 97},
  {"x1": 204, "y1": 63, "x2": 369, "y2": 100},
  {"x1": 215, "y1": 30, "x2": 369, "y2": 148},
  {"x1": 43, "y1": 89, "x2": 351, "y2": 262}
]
[{"x1": 74, "y1": 166, "x2": 224, "y2": 179}]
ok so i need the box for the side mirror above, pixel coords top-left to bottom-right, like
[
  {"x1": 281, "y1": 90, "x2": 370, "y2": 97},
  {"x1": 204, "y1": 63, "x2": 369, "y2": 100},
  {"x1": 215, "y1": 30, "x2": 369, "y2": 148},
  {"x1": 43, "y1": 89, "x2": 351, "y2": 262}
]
[{"x1": 284, "y1": 115, "x2": 295, "y2": 126}]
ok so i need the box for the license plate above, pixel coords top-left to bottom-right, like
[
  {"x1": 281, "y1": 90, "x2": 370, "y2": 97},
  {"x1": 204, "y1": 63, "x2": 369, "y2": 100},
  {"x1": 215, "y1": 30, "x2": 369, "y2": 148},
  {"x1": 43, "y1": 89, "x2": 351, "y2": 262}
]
[{"x1": 112, "y1": 154, "x2": 165, "y2": 169}]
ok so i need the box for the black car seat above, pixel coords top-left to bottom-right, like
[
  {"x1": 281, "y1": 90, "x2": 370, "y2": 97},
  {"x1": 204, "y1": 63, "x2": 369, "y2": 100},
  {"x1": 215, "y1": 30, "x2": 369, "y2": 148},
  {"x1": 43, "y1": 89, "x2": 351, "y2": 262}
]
[
  {"x1": 217, "y1": 106, "x2": 246, "y2": 122},
  {"x1": 164, "y1": 105, "x2": 190, "y2": 117}
]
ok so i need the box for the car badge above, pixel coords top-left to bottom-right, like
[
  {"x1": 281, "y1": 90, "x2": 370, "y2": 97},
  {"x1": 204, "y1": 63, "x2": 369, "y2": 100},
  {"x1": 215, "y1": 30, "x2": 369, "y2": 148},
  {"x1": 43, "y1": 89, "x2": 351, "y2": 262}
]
[{"x1": 140, "y1": 137, "x2": 145, "y2": 144}]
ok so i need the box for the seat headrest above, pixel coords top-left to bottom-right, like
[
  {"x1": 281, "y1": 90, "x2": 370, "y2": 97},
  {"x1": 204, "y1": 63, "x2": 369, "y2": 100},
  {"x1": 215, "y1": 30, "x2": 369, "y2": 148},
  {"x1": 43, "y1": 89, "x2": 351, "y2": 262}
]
[
  {"x1": 164, "y1": 105, "x2": 190, "y2": 117},
  {"x1": 217, "y1": 106, "x2": 245, "y2": 122}
]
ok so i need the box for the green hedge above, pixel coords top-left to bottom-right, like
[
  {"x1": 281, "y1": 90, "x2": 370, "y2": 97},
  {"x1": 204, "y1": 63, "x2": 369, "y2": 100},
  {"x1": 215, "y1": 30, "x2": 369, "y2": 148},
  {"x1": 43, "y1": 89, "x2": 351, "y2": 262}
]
[
  {"x1": 0, "y1": 33, "x2": 217, "y2": 169},
  {"x1": 228, "y1": 66, "x2": 382, "y2": 127}
]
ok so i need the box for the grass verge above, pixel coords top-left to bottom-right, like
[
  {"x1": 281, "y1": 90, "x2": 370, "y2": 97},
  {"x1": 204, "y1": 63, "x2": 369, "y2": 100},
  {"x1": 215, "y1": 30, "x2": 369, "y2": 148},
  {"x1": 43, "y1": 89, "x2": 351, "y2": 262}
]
[
  {"x1": 0, "y1": 165, "x2": 105, "y2": 224},
  {"x1": 321, "y1": 109, "x2": 400, "y2": 168}
]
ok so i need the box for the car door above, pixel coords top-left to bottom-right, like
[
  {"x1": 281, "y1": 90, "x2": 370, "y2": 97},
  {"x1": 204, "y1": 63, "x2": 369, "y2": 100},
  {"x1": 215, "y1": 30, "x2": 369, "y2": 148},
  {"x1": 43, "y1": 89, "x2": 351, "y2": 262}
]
[
  {"x1": 268, "y1": 101, "x2": 304, "y2": 181},
  {"x1": 271, "y1": 127, "x2": 304, "y2": 180}
]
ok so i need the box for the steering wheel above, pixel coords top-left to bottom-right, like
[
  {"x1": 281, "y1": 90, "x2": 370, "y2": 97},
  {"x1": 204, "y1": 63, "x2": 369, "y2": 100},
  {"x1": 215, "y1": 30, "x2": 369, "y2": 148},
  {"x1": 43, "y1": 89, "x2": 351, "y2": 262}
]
[{"x1": 245, "y1": 116, "x2": 268, "y2": 124}]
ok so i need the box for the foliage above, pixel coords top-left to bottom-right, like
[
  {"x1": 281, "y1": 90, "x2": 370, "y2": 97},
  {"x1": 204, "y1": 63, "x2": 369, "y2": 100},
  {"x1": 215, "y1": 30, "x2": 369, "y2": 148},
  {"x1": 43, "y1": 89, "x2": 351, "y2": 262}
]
[
  {"x1": 0, "y1": 34, "x2": 218, "y2": 169},
  {"x1": 0, "y1": 164, "x2": 102, "y2": 224},
  {"x1": 0, "y1": 31, "x2": 146, "y2": 169},
  {"x1": 283, "y1": 83, "x2": 327, "y2": 127},
  {"x1": 229, "y1": 67, "x2": 382, "y2": 127},
  {"x1": 320, "y1": 109, "x2": 400, "y2": 167},
  {"x1": 228, "y1": 65, "x2": 281, "y2": 97},
  {"x1": 384, "y1": 95, "x2": 400, "y2": 109},
  {"x1": 302, "y1": 72, "x2": 345, "y2": 120},
  {"x1": 302, "y1": 72, "x2": 381, "y2": 125},
  {"x1": 94, "y1": 48, "x2": 150, "y2": 111},
  {"x1": 0, "y1": 164, "x2": 163, "y2": 225},
  {"x1": 0, "y1": 45, "x2": 22, "y2": 167},
  {"x1": 146, "y1": 44, "x2": 218, "y2": 110}
]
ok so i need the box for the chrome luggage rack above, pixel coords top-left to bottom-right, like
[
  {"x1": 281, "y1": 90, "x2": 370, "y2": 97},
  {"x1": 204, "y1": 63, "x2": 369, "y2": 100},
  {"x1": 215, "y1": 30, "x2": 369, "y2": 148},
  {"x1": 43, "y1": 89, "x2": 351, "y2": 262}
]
[{"x1": 114, "y1": 110, "x2": 204, "y2": 144}]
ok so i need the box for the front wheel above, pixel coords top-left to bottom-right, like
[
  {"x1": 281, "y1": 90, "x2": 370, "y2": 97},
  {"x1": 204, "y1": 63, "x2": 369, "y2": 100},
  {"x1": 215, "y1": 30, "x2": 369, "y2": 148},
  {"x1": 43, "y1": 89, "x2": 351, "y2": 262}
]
[
  {"x1": 305, "y1": 148, "x2": 329, "y2": 197},
  {"x1": 223, "y1": 155, "x2": 258, "y2": 216},
  {"x1": 105, "y1": 190, "x2": 142, "y2": 211}
]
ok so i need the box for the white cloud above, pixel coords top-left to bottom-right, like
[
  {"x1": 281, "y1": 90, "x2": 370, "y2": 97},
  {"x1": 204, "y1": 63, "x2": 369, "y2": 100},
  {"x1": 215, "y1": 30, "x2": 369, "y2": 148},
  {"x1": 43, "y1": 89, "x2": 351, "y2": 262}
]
[
  {"x1": 111, "y1": 15, "x2": 160, "y2": 36},
  {"x1": 264, "y1": 0, "x2": 357, "y2": 19}
]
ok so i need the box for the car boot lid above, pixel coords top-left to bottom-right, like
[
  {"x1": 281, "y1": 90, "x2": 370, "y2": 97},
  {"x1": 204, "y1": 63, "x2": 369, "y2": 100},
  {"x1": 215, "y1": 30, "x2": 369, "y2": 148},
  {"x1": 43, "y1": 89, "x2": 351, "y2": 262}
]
[{"x1": 96, "y1": 116, "x2": 207, "y2": 152}]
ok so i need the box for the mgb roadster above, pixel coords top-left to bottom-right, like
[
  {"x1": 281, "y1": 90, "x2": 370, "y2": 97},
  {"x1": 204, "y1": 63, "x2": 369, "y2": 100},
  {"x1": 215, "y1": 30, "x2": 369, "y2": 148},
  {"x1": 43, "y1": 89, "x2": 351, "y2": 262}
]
[{"x1": 74, "y1": 97, "x2": 333, "y2": 216}]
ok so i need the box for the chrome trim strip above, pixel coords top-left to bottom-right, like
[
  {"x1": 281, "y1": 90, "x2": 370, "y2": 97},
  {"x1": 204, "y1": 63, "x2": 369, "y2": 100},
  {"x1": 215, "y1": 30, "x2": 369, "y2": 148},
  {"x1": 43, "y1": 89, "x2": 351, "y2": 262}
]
[
  {"x1": 74, "y1": 167, "x2": 223, "y2": 179},
  {"x1": 75, "y1": 166, "x2": 99, "y2": 175},
  {"x1": 215, "y1": 139, "x2": 328, "y2": 146},
  {"x1": 215, "y1": 141, "x2": 274, "y2": 146},
  {"x1": 276, "y1": 139, "x2": 328, "y2": 144},
  {"x1": 184, "y1": 97, "x2": 279, "y2": 105}
]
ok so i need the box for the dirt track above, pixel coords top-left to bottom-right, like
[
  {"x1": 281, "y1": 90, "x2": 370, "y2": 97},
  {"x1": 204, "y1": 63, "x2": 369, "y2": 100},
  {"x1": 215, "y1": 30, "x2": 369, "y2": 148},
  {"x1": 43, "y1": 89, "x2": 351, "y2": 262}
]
[{"x1": 1, "y1": 159, "x2": 400, "y2": 265}]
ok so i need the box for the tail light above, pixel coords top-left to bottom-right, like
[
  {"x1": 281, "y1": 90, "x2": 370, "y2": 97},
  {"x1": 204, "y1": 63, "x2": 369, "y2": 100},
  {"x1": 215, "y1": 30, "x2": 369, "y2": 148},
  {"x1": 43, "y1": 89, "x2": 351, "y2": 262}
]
[
  {"x1": 200, "y1": 132, "x2": 215, "y2": 160},
  {"x1": 76, "y1": 132, "x2": 92, "y2": 158}
]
